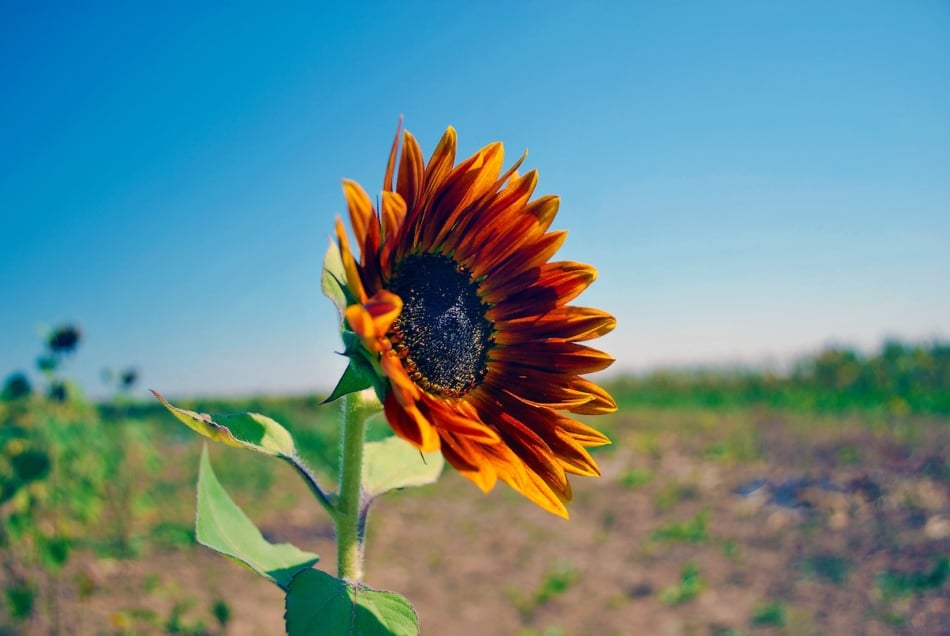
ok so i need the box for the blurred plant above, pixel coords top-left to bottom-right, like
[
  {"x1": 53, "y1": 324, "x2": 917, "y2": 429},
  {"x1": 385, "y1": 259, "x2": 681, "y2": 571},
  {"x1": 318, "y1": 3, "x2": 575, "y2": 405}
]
[
  {"x1": 0, "y1": 323, "x2": 137, "y2": 632},
  {"x1": 102, "y1": 367, "x2": 139, "y2": 395},
  {"x1": 876, "y1": 556, "x2": 949, "y2": 600},
  {"x1": 46, "y1": 325, "x2": 81, "y2": 355},
  {"x1": 750, "y1": 600, "x2": 786, "y2": 627},
  {"x1": 801, "y1": 554, "x2": 851, "y2": 585},
  {"x1": 651, "y1": 510, "x2": 710, "y2": 544},
  {"x1": 658, "y1": 562, "x2": 705, "y2": 605},
  {"x1": 34, "y1": 323, "x2": 82, "y2": 403},
  {"x1": 618, "y1": 466, "x2": 653, "y2": 489},
  {"x1": 511, "y1": 562, "x2": 581, "y2": 621},
  {"x1": 99, "y1": 365, "x2": 150, "y2": 558},
  {"x1": 1, "y1": 373, "x2": 32, "y2": 402},
  {"x1": 609, "y1": 339, "x2": 950, "y2": 415}
]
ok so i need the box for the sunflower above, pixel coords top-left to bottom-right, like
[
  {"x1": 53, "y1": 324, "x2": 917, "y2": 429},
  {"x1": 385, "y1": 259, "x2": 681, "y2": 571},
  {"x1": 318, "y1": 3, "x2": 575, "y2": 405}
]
[{"x1": 333, "y1": 124, "x2": 616, "y2": 517}]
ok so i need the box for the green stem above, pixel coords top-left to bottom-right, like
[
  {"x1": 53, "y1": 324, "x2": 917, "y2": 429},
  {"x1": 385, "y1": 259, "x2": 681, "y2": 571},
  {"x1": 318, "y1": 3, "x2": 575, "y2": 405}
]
[{"x1": 335, "y1": 390, "x2": 373, "y2": 582}]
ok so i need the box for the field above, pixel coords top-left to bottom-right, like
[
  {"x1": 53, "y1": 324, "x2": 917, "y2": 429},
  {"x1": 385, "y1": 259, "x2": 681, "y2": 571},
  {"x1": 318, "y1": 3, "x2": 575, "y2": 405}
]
[{"x1": 2, "y1": 372, "x2": 948, "y2": 635}]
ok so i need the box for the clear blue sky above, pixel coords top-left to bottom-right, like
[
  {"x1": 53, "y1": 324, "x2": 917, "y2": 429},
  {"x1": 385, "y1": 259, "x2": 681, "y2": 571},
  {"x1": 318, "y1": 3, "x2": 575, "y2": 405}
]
[{"x1": 2, "y1": 2, "x2": 948, "y2": 398}]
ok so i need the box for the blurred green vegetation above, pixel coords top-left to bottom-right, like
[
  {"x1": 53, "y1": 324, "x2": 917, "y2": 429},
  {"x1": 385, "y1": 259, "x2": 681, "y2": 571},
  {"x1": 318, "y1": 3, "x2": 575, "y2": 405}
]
[
  {"x1": 0, "y1": 336, "x2": 947, "y2": 632},
  {"x1": 608, "y1": 340, "x2": 950, "y2": 415}
]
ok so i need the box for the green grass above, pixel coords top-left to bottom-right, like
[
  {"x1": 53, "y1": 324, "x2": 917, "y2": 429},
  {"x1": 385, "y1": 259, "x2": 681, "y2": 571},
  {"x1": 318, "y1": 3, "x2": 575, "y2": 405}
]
[
  {"x1": 658, "y1": 562, "x2": 705, "y2": 606},
  {"x1": 618, "y1": 466, "x2": 653, "y2": 489},
  {"x1": 801, "y1": 554, "x2": 851, "y2": 585},
  {"x1": 511, "y1": 562, "x2": 581, "y2": 620},
  {"x1": 651, "y1": 510, "x2": 710, "y2": 544},
  {"x1": 751, "y1": 600, "x2": 786, "y2": 627},
  {"x1": 876, "y1": 556, "x2": 949, "y2": 599}
]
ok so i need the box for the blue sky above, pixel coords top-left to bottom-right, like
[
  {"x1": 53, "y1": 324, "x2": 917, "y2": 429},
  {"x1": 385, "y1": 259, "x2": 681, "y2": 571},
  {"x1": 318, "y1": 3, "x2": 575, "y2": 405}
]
[{"x1": 2, "y1": 2, "x2": 948, "y2": 398}]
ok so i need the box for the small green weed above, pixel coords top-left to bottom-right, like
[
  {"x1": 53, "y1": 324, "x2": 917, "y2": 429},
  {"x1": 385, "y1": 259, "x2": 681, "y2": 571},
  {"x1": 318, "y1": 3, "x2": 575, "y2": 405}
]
[
  {"x1": 801, "y1": 554, "x2": 851, "y2": 585},
  {"x1": 4, "y1": 583, "x2": 35, "y2": 619},
  {"x1": 876, "y1": 556, "x2": 949, "y2": 599},
  {"x1": 511, "y1": 562, "x2": 580, "y2": 620},
  {"x1": 703, "y1": 430, "x2": 759, "y2": 464},
  {"x1": 721, "y1": 539, "x2": 741, "y2": 561},
  {"x1": 751, "y1": 600, "x2": 786, "y2": 627},
  {"x1": 619, "y1": 467, "x2": 653, "y2": 488},
  {"x1": 651, "y1": 510, "x2": 709, "y2": 544},
  {"x1": 211, "y1": 599, "x2": 231, "y2": 629},
  {"x1": 658, "y1": 562, "x2": 704, "y2": 605},
  {"x1": 653, "y1": 481, "x2": 698, "y2": 510}
]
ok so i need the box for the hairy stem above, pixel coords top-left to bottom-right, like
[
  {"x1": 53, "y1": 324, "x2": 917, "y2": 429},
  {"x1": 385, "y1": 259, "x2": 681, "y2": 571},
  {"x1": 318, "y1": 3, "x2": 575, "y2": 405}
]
[{"x1": 335, "y1": 390, "x2": 374, "y2": 582}]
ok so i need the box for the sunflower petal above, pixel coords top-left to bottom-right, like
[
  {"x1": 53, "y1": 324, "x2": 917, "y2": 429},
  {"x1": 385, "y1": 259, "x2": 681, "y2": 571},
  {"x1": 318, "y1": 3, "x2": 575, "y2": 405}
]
[
  {"x1": 438, "y1": 432, "x2": 498, "y2": 492},
  {"x1": 379, "y1": 191, "x2": 407, "y2": 267},
  {"x1": 421, "y1": 127, "x2": 457, "y2": 207},
  {"x1": 383, "y1": 118, "x2": 403, "y2": 193},
  {"x1": 494, "y1": 307, "x2": 616, "y2": 343},
  {"x1": 383, "y1": 392, "x2": 440, "y2": 453},
  {"x1": 396, "y1": 131, "x2": 425, "y2": 213},
  {"x1": 493, "y1": 341, "x2": 615, "y2": 375},
  {"x1": 334, "y1": 217, "x2": 366, "y2": 303},
  {"x1": 422, "y1": 396, "x2": 501, "y2": 445}
]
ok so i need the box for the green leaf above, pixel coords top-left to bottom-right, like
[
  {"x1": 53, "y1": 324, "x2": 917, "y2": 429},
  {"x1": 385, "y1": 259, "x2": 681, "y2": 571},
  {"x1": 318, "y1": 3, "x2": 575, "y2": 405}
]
[
  {"x1": 196, "y1": 446, "x2": 318, "y2": 590},
  {"x1": 321, "y1": 239, "x2": 350, "y2": 318},
  {"x1": 362, "y1": 435, "x2": 444, "y2": 498},
  {"x1": 285, "y1": 568, "x2": 419, "y2": 636},
  {"x1": 152, "y1": 390, "x2": 295, "y2": 457}
]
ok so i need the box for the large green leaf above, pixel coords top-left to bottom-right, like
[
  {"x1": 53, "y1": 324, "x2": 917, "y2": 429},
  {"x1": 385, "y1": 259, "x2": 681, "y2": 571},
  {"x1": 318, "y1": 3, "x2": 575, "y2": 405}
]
[
  {"x1": 362, "y1": 435, "x2": 444, "y2": 498},
  {"x1": 196, "y1": 446, "x2": 318, "y2": 590},
  {"x1": 152, "y1": 390, "x2": 295, "y2": 457},
  {"x1": 285, "y1": 568, "x2": 419, "y2": 636}
]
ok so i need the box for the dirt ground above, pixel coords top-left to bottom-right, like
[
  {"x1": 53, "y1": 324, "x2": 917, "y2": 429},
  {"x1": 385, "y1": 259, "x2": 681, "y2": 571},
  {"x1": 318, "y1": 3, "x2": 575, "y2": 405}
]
[{"x1": 20, "y1": 408, "x2": 950, "y2": 635}]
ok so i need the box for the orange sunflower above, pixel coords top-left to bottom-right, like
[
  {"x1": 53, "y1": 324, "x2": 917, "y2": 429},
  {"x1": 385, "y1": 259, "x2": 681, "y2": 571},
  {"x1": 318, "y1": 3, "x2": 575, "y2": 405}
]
[{"x1": 332, "y1": 123, "x2": 616, "y2": 517}]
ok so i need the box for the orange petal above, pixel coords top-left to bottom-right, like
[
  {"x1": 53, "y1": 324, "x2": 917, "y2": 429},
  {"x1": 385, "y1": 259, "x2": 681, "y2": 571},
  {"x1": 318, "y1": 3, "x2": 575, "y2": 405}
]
[
  {"x1": 383, "y1": 117, "x2": 403, "y2": 193},
  {"x1": 362, "y1": 290, "x2": 402, "y2": 337},
  {"x1": 334, "y1": 217, "x2": 367, "y2": 303},
  {"x1": 380, "y1": 352, "x2": 420, "y2": 401},
  {"x1": 422, "y1": 395, "x2": 501, "y2": 445},
  {"x1": 344, "y1": 305, "x2": 380, "y2": 349},
  {"x1": 486, "y1": 262, "x2": 597, "y2": 321},
  {"x1": 422, "y1": 127, "x2": 457, "y2": 204},
  {"x1": 396, "y1": 131, "x2": 424, "y2": 213},
  {"x1": 342, "y1": 180, "x2": 375, "y2": 248},
  {"x1": 439, "y1": 432, "x2": 498, "y2": 492},
  {"x1": 494, "y1": 307, "x2": 616, "y2": 343},
  {"x1": 379, "y1": 191, "x2": 407, "y2": 267},
  {"x1": 492, "y1": 341, "x2": 615, "y2": 375},
  {"x1": 383, "y1": 392, "x2": 440, "y2": 452}
]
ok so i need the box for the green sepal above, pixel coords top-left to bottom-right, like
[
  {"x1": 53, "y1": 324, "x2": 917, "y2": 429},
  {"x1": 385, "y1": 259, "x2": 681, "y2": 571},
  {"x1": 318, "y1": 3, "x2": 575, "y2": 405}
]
[
  {"x1": 324, "y1": 358, "x2": 375, "y2": 404},
  {"x1": 285, "y1": 568, "x2": 419, "y2": 636},
  {"x1": 196, "y1": 446, "x2": 319, "y2": 591},
  {"x1": 152, "y1": 390, "x2": 295, "y2": 457},
  {"x1": 324, "y1": 331, "x2": 390, "y2": 404},
  {"x1": 362, "y1": 435, "x2": 444, "y2": 498}
]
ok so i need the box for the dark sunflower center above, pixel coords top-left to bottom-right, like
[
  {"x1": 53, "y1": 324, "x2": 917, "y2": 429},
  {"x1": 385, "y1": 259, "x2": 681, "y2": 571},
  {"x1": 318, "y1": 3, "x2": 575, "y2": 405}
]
[{"x1": 388, "y1": 253, "x2": 494, "y2": 398}]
